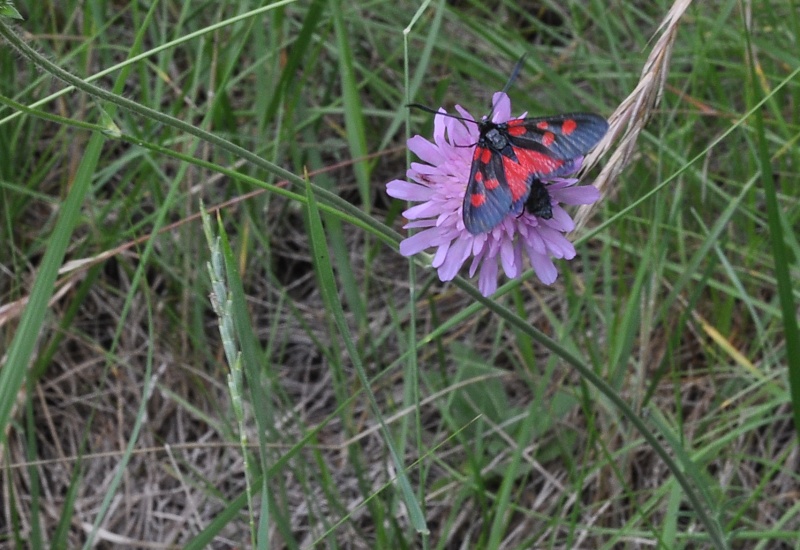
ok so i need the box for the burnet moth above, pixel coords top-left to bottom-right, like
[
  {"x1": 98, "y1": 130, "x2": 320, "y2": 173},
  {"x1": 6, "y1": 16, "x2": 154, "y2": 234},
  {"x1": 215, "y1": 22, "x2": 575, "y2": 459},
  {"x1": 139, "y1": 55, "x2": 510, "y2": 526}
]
[{"x1": 411, "y1": 57, "x2": 608, "y2": 235}]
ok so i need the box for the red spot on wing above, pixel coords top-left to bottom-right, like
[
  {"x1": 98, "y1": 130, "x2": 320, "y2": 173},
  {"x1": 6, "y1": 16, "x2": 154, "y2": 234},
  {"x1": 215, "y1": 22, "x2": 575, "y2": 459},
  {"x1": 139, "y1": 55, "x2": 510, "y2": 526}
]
[
  {"x1": 510, "y1": 147, "x2": 564, "y2": 183},
  {"x1": 501, "y1": 154, "x2": 532, "y2": 201},
  {"x1": 470, "y1": 193, "x2": 486, "y2": 207},
  {"x1": 542, "y1": 132, "x2": 555, "y2": 147},
  {"x1": 474, "y1": 171, "x2": 483, "y2": 182},
  {"x1": 484, "y1": 178, "x2": 500, "y2": 190},
  {"x1": 561, "y1": 119, "x2": 577, "y2": 135},
  {"x1": 479, "y1": 147, "x2": 492, "y2": 163},
  {"x1": 536, "y1": 121, "x2": 549, "y2": 130},
  {"x1": 507, "y1": 119, "x2": 526, "y2": 137}
]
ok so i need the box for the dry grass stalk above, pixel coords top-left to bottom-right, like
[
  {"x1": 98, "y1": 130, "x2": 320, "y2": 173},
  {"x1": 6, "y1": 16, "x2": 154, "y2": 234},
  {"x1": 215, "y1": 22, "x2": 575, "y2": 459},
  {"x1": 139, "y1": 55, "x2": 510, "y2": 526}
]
[{"x1": 573, "y1": 0, "x2": 694, "y2": 233}]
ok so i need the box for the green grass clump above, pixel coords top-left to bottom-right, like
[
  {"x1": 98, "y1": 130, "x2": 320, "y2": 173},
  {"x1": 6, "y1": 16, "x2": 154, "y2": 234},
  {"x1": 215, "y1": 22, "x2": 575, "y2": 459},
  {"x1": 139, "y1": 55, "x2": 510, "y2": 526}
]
[{"x1": 1, "y1": 1, "x2": 798, "y2": 548}]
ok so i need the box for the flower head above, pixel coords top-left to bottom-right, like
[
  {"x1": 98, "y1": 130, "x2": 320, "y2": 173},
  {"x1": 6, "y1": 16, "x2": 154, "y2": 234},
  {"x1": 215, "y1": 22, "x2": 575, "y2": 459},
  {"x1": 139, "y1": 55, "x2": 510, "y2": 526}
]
[{"x1": 386, "y1": 93, "x2": 600, "y2": 296}]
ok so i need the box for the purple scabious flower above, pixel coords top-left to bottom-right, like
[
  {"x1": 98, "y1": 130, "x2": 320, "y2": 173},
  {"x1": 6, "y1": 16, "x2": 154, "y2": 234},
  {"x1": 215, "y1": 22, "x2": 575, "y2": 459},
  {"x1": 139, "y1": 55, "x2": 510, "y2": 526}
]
[{"x1": 386, "y1": 92, "x2": 600, "y2": 297}]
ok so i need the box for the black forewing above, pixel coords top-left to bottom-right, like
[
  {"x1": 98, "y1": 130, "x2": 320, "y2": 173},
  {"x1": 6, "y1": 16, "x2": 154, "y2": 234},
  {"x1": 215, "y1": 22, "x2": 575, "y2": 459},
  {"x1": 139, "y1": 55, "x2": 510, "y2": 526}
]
[
  {"x1": 508, "y1": 113, "x2": 608, "y2": 159},
  {"x1": 462, "y1": 146, "x2": 515, "y2": 235}
]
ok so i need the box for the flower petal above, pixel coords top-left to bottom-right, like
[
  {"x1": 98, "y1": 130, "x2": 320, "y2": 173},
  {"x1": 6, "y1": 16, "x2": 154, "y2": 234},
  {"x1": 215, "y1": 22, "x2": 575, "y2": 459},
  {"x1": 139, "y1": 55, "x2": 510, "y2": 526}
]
[
  {"x1": 404, "y1": 201, "x2": 442, "y2": 220},
  {"x1": 433, "y1": 109, "x2": 447, "y2": 144},
  {"x1": 409, "y1": 162, "x2": 441, "y2": 176},
  {"x1": 500, "y1": 238, "x2": 516, "y2": 277},
  {"x1": 407, "y1": 135, "x2": 442, "y2": 165},
  {"x1": 438, "y1": 236, "x2": 472, "y2": 281},
  {"x1": 399, "y1": 228, "x2": 440, "y2": 256},
  {"x1": 471, "y1": 233, "x2": 486, "y2": 256},
  {"x1": 527, "y1": 249, "x2": 558, "y2": 285},
  {"x1": 490, "y1": 92, "x2": 511, "y2": 122},
  {"x1": 478, "y1": 259, "x2": 499, "y2": 296},
  {"x1": 431, "y1": 239, "x2": 451, "y2": 268},
  {"x1": 386, "y1": 180, "x2": 434, "y2": 201},
  {"x1": 545, "y1": 207, "x2": 575, "y2": 232},
  {"x1": 538, "y1": 226, "x2": 576, "y2": 259},
  {"x1": 404, "y1": 219, "x2": 437, "y2": 229},
  {"x1": 551, "y1": 185, "x2": 600, "y2": 205}
]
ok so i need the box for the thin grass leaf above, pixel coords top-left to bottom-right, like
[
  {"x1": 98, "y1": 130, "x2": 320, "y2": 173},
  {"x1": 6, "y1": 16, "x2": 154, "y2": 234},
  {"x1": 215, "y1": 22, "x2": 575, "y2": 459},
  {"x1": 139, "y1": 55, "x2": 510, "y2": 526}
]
[
  {"x1": 0, "y1": 135, "x2": 102, "y2": 448},
  {"x1": 4, "y1": 2, "x2": 800, "y2": 547},
  {"x1": 485, "y1": 401, "x2": 538, "y2": 550},
  {"x1": 743, "y1": 23, "x2": 800, "y2": 435},
  {"x1": 304, "y1": 175, "x2": 429, "y2": 535},
  {"x1": 331, "y1": 0, "x2": 370, "y2": 205}
]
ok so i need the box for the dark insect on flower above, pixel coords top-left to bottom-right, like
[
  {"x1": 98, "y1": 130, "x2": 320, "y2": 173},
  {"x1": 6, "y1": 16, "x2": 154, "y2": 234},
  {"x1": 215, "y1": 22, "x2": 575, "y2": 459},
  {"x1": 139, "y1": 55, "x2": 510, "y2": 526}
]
[
  {"x1": 387, "y1": 59, "x2": 608, "y2": 295},
  {"x1": 462, "y1": 112, "x2": 608, "y2": 234}
]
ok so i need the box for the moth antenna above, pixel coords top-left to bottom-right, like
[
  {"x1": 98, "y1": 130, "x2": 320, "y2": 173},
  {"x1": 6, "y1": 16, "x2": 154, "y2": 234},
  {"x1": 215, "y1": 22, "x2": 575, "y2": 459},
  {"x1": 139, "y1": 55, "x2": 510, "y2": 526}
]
[
  {"x1": 409, "y1": 54, "x2": 527, "y2": 125},
  {"x1": 501, "y1": 54, "x2": 528, "y2": 96},
  {"x1": 485, "y1": 54, "x2": 528, "y2": 120}
]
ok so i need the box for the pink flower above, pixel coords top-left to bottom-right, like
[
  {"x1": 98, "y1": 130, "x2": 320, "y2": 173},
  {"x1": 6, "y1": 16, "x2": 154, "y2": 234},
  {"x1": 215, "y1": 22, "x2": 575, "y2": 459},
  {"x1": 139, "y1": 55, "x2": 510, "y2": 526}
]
[{"x1": 386, "y1": 93, "x2": 601, "y2": 296}]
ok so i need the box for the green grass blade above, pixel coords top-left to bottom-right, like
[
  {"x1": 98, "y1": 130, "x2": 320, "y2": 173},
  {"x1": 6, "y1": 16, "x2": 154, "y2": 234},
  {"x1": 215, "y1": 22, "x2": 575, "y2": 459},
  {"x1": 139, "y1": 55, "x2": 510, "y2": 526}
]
[
  {"x1": 304, "y1": 175, "x2": 429, "y2": 535},
  {"x1": 0, "y1": 133, "x2": 102, "y2": 448},
  {"x1": 331, "y1": 0, "x2": 370, "y2": 205},
  {"x1": 744, "y1": 29, "x2": 800, "y2": 434}
]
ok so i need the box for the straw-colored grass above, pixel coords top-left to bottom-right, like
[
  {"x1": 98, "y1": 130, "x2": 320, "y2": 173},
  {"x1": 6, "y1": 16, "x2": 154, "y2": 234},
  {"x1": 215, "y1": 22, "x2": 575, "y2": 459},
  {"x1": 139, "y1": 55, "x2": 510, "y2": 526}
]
[{"x1": 1, "y1": 0, "x2": 799, "y2": 548}]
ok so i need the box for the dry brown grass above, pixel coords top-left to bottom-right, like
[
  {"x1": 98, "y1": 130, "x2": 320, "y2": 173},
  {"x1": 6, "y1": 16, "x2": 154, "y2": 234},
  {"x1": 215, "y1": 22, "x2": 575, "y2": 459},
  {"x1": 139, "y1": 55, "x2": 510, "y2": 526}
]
[
  {"x1": 3, "y1": 0, "x2": 799, "y2": 547},
  {"x1": 574, "y1": 0, "x2": 694, "y2": 233}
]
